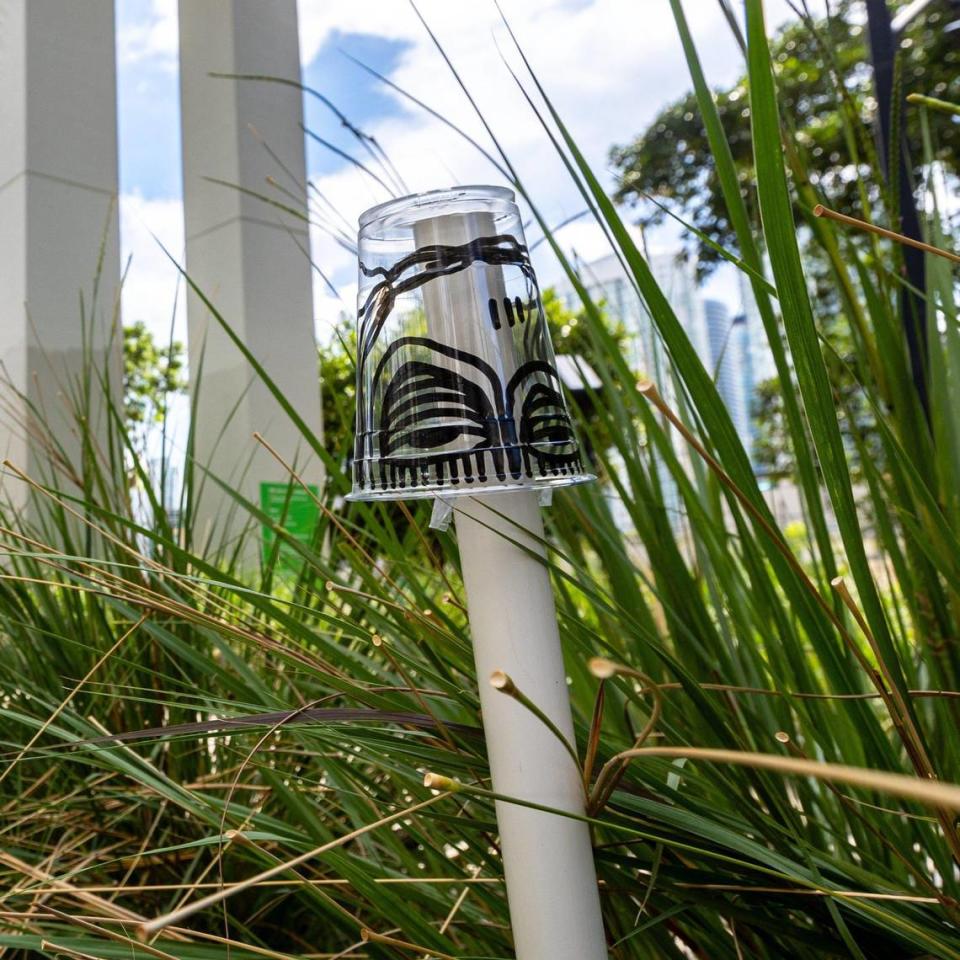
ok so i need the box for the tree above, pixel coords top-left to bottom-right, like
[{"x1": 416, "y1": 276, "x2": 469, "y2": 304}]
[
  {"x1": 609, "y1": 0, "x2": 959, "y2": 277},
  {"x1": 752, "y1": 326, "x2": 883, "y2": 483},
  {"x1": 122, "y1": 321, "x2": 187, "y2": 429},
  {"x1": 318, "y1": 317, "x2": 357, "y2": 461},
  {"x1": 542, "y1": 286, "x2": 608, "y2": 357}
]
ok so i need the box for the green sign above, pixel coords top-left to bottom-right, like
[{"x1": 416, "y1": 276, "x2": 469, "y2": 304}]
[{"x1": 260, "y1": 482, "x2": 319, "y2": 569}]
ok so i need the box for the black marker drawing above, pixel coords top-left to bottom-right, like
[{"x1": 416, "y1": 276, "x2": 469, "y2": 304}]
[
  {"x1": 353, "y1": 234, "x2": 581, "y2": 492},
  {"x1": 357, "y1": 234, "x2": 535, "y2": 378},
  {"x1": 488, "y1": 296, "x2": 536, "y2": 331}
]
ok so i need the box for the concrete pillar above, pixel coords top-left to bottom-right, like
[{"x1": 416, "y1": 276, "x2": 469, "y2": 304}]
[
  {"x1": 178, "y1": 0, "x2": 323, "y2": 557},
  {"x1": 0, "y1": 0, "x2": 122, "y2": 510}
]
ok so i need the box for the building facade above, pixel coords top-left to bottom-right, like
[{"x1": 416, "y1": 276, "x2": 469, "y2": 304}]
[
  {"x1": 703, "y1": 298, "x2": 754, "y2": 456},
  {"x1": 554, "y1": 249, "x2": 764, "y2": 532}
]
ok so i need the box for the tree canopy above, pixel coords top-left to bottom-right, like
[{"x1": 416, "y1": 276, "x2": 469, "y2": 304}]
[
  {"x1": 122, "y1": 321, "x2": 187, "y2": 428},
  {"x1": 610, "y1": 0, "x2": 959, "y2": 276}
]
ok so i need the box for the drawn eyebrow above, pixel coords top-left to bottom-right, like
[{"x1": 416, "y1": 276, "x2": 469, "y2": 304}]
[{"x1": 357, "y1": 234, "x2": 535, "y2": 376}]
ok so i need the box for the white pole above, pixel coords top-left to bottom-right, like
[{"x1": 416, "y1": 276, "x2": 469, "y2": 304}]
[
  {"x1": 178, "y1": 0, "x2": 323, "y2": 554},
  {"x1": 0, "y1": 0, "x2": 122, "y2": 511},
  {"x1": 454, "y1": 492, "x2": 608, "y2": 959},
  {"x1": 408, "y1": 208, "x2": 607, "y2": 958}
]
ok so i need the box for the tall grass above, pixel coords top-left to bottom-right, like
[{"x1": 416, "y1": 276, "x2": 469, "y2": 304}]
[{"x1": 1, "y1": 3, "x2": 959, "y2": 957}]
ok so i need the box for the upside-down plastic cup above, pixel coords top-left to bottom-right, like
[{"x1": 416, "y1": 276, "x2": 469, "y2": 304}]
[
  {"x1": 347, "y1": 186, "x2": 607, "y2": 960},
  {"x1": 348, "y1": 185, "x2": 593, "y2": 501}
]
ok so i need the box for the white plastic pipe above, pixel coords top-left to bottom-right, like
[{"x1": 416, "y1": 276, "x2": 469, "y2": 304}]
[
  {"x1": 454, "y1": 492, "x2": 608, "y2": 959},
  {"x1": 412, "y1": 210, "x2": 607, "y2": 958}
]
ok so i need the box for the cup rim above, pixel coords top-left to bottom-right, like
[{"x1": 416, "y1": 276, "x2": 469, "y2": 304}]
[{"x1": 358, "y1": 185, "x2": 516, "y2": 230}]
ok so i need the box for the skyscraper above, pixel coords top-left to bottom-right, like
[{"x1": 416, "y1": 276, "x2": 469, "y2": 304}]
[
  {"x1": 737, "y1": 269, "x2": 777, "y2": 384},
  {"x1": 703, "y1": 298, "x2": 753, "y2": 455},
  {"x1": 553, "y1": 250, "x2": 758, "y2": 472},
  {"x1": 553, "y1": 248, "x2": 707, "y2": 528},
  {"x1": 731, "y1": 313, "x2": 756, "y2": 457},
  {"x1": 558, "y1": 249, "x2": 707, "y2": 382}
]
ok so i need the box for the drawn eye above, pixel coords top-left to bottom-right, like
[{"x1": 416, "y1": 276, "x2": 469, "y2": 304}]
[
  {"x1": 519, "y1": 383, "x2": 577, "y2": 447},
  {"x1": 381, "y1": 361, "x2": 496, "y2": 456},
  {"x1": 362, "y1": 336, "x2": 513, "y2": 489},
  {"x1": 508, "y1": 361, "x2": 582, "y2": 478}
]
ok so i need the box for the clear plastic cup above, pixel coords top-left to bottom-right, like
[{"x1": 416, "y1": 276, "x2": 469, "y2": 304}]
[{"x1": 348, "y1": 185, "x2": 593, "y2": 500}]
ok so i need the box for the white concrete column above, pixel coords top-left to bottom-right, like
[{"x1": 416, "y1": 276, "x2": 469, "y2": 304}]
[
  {"x1": 178, "y1": 0, "x2": 323, "y2": 556},
  {"x1": 0, "y1": 0, "x2": 122, "y2": 509}
]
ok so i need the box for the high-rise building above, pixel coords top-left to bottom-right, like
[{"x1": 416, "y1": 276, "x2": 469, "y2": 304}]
[
  {"x1": 557, "y1": 249, "x2": 710, "y2": 383},
  {"x1": 553, "y1": 250, "x2": 759, "y2": 482},
  {"x1": 731, "y1": 314, "x2": 755, "y2": 454},
  {"x1": 737, "y1": 270, "x2": 777, "y2": 384},
  {"x1": 703, "y1": 298, "x2": 753, "y2": 455},
  {"x1": 553, "y1": 248, "x2": 709, "y2": 528},
  {"x1": 649, "y1": 251, "x2": 709, "y2": 368}
]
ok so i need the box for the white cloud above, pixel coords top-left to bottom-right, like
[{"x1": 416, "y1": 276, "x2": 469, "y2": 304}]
[
  {"x1": 119, "y1": 192, "x2": 186, "y2": 342},
  {"x1": 117, "y1": 0, "x2": 830, "y2": 343},
  {"x1": 300, "y1": 0, "x2": 752, "y2": 304},
  {"x1": 117, "y1": 0, "x2": 178, "y2": 68}
]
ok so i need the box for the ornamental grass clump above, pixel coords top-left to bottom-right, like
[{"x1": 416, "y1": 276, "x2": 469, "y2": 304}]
[{"x1": 0, "y1": 3, "x2": 959, "y2": 957}]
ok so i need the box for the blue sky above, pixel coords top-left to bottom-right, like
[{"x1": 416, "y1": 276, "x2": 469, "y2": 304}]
[
  {"x1": 116, "y1": 0, "x2": 181, "y2": 201},
  {"x1": 114, "y1": 0, "x2": 807, "y2": 346},
  {"x1": 302, "y1": 32, "x2": 412, "y2": 179}
]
